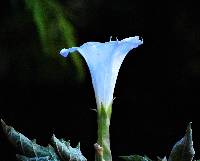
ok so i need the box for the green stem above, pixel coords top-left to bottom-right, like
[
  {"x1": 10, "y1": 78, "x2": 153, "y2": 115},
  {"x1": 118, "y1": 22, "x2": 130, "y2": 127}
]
[{"x1": 95, "y1": 105, "x2": 112, "y2": 161}]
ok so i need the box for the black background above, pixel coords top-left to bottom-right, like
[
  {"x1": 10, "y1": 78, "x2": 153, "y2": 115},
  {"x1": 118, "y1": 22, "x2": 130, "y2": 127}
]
[{"x1": 1, "y1": 0, "x2": 200, "y2": 161}]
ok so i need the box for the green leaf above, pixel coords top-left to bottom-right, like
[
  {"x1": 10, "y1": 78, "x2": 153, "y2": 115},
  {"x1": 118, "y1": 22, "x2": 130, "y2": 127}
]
[
  {"x1": 120, "y1": 155, "x2": 152, "y2": 161},
  {"x1": 52, "y1": 135, "x2": 87, "y2": 161},
  {"x1": 168, "y1": 122, "x2": 195, "y2": 161},
  {"x1": 24, "y1": 0, "x2": 85, "y2": 81},
  {"x1": 1, "y1": 119, "x2": 87, "y2": 161},
  {"x1": 16, "y1": 154, "x2": 51, "y2": 161},
  {"x1": 1, "y1": 119, "x2": 60, "y2": 161},
  {"x1": 157, "y1": 156, "x2": 167, "y2": 161}
]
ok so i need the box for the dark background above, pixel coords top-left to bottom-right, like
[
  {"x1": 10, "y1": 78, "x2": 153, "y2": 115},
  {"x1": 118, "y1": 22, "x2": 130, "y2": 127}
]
[{"x1": 1, "y1": 0, "x2": 200, "y2": 161}]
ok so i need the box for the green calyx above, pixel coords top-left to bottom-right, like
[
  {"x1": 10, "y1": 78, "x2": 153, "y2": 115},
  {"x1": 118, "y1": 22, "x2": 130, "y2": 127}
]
[{"x1": 96, "y1": 105, "x2": 112, "y2": 161}]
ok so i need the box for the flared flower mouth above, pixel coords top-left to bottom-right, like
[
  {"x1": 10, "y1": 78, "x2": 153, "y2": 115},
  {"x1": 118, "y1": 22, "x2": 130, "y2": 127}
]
[{"x1": 60, "y1": 36, "x2": 143, "y2": 108}]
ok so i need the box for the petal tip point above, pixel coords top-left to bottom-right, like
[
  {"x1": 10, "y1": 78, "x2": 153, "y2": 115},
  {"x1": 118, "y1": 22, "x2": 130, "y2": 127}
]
[{"x1": 60, "y1": 48, "x2": 68, "y2": 57}]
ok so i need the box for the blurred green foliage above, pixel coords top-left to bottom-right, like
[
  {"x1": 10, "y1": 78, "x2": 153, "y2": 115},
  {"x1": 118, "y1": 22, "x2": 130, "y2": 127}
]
[{"x1": 24, "y1": 0, "x2": 85, "y2": 81}]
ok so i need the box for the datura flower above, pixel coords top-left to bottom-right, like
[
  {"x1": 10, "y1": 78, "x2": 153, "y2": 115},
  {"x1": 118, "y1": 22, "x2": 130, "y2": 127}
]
[
  {"x1": 60, "y1": 36, "x2": 143, "y2": 161},
  {"x1": 60, "y1": 36, "x2": 143, "y2": 109}
]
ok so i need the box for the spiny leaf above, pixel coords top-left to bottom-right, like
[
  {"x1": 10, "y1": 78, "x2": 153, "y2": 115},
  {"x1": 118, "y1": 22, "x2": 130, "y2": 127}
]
[
  {"x1": 1, "y1": 120, "x2": 87, "y2": 161},
  {"x1": 168, "y1": 122, "x2": 195, "y2": 161},
  {"x1": 144, "y1": 155, "x2": 153, "y2": 161},
  {"x1": 16, "y1": 154, "x2": 51, "y2": 161},
  {"x1": 52, "y1": 135, "x2": 87, "y2": 161},
  {"x1": 1, "y1": 119, "x2": 60, "y2": 161},
  {"x1": 120, "y1": 155, "x2": 152, "y2": 161},
  {"x1": 157, "y1": 156, "x2": 167, "y2": 161}
]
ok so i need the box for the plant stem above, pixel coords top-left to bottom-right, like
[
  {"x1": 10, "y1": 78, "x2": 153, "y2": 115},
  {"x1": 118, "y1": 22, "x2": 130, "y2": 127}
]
[{"x1": 95, "y1": 105, "x2": 112, "y2": 161}]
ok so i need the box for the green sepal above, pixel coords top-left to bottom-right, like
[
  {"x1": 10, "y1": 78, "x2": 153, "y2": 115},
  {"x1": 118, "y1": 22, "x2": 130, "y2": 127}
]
[
  {"x1": 96, "y1": 105, "x2": 112, "y2": 161},
  {"x1": 168, "y1": 122, "x2": 195, "y2": 161}
]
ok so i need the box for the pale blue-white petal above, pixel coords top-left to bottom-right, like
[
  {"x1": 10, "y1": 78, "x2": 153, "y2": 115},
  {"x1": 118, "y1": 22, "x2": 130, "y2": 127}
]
[
  {"x1": 60, "y1": 47, "x2": 78, "y2": 57},
  {"x1": 60, "y1": 36, "x2": 143, "y2": 108}
]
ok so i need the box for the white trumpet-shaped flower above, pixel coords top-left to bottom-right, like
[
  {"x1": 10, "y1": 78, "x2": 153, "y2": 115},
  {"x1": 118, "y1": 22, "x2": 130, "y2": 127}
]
[{"x1": 60, "y1": 36, "x2": 143, "y2": 108}]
